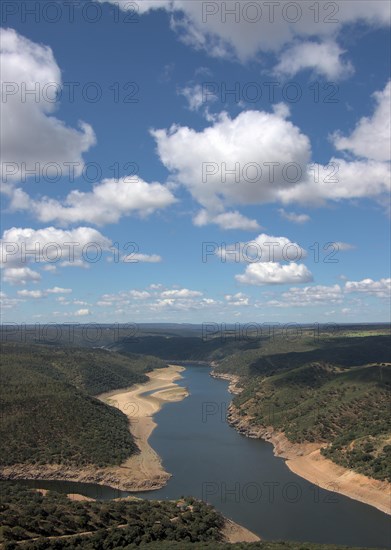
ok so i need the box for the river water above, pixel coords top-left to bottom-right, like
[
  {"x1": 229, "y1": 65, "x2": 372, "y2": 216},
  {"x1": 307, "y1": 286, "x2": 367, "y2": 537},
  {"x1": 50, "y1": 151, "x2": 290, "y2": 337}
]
[{"x1": 21, "y1": 364, "x2": 390, "y2": 548}]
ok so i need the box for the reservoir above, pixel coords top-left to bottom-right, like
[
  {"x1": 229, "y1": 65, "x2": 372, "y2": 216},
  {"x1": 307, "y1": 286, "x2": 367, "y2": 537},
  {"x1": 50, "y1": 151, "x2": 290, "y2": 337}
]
[{"x1": 21, "y1": 364, "x2": 391, "y2": 548}]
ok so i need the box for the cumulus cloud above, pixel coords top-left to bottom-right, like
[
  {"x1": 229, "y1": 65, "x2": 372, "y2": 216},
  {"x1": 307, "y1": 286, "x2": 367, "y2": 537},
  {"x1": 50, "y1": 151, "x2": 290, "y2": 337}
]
[
  {"x1": 218, "y1": 233, "x2": 306, "y2": 263},
  {"x1": 2, "y1": 267, "x2": 41, "y2": 286},
  {"x1": 275, "y1": 41, "x2": 354, "y2": 79},
  {"x1": 74, "y1": 309, "x2": 91, "y2": 317},
  {"x1": 345, "y1": 278, "x2": 391, "y2": 298},
  {"x1": 0, "y1": 28, "x2": 95, "y2": 184},
  {"x1": 152, "y1": 109, "x2": 311, "y2": 217},
  {"x1": 95, "y1": 285, "x2": 215, "y2": 315},
  {"x1": 178, "y1": 83, "x2": 217, "y2": 111},
  {"x1": 267, "y1": 284, "x2": 343, "y2": 307},
  {"x1": 194, "y1": 209, "x2": 260, "y2": 231},
  {"x1": 17, "y1": 289, "x2": 44, "y2": 299},
  {"x1": 225, "y1": 292, "x2": 249, "y2": 306},
  {"x1": 160, "y1": 288, "x2": 203, "y2": 298},
  {"x1": 0, "y1": 291, "x2": 24, "y2": 310},
  {"x1": 236, "y1": 262, "x2": 313, "y2": 285},
  {"x1": 278, "y1": 209, "x2": 310, "y2": 224},
  {"x1": 0, "y1": 226, "x2": 111, "y2": 269},
  {"x1": 15, "y1": 287, "x2": 72, "y2": 299},
  {"x1": 10, "y1": 177, "x2": 176, "y2": 226},
  {"x1": 333, "y1": 81, "x2": 391, "y2": 161},
  {"x1": 278, "y1": 158, "x2": 390, "y2": 205},
  {"x1": 98, "y1": 0, "x2": 389, "y2": 75},
  {"x1": 153, "y1": 106, "x2": 390, "y2": 219},
  {"x1": 46, "y1": 287, "x2": 72, "y2": 294}
]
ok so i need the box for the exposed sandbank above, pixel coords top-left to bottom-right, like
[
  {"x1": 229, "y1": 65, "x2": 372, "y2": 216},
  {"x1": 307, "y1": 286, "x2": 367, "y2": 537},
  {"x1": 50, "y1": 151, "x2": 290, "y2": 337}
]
[{"x1": 212, "y1": 370, "x2": 391, "y2": 516}]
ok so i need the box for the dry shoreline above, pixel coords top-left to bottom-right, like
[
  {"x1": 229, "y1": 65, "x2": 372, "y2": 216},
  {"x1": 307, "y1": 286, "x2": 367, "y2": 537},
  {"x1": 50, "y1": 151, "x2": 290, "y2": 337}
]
[
  {"x1": 1, "y1": 365, "x2": 188, "y2": 492},
  {"x1": 212, "y1": 370, "x2": 391, "y2": 516}
]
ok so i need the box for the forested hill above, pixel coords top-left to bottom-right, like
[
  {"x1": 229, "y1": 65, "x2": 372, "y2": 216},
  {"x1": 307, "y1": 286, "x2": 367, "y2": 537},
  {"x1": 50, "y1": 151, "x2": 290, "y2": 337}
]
[
  {"x1": 0, "y1": 482, "x2": 374, "y2": 550},
  {"x1": 0, "y1": 344, "x2": 166, "y2": 468},
  {"x1": 210, "y1": 330, "x2": 391, "y2": 483}
]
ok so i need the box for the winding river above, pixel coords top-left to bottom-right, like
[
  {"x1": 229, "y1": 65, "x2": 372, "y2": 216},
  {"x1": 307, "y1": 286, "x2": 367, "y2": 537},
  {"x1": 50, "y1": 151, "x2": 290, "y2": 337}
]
[{"x1": 21, "y1": 364, "x2": 390, "y2": 548}]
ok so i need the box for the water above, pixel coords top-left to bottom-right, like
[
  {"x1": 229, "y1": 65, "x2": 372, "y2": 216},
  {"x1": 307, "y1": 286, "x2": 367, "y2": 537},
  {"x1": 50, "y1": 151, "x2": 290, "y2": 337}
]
[{"x1": 19, "y1": 365, "x2": 390, "y2": 548}]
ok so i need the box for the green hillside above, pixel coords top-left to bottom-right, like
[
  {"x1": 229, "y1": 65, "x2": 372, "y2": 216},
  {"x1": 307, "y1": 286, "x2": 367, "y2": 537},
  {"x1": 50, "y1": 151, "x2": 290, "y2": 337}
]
[
  {"x1": 0, "y1": 483, "x2": 374, "y2": 550},
  {"x1": 233, "y1": 362, "x2": 391, "y2": 481},
  {"x1": 0, "y1": 344, "x2": 166, "y2": 468},
  {"x1": 215, "y1": 335, "x2": 391, "y2": 378}
]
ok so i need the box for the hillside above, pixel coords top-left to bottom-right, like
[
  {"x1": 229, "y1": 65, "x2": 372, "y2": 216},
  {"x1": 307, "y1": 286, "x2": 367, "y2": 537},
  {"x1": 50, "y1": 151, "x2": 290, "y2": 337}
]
[
  {"x1": 232, "y1": 362, "x2": 391, "y2": 481},
  {"x1": 215, "y1": 334, "x2": 391, "y2": 378},
  {"x1": 0, "y1": 483, "x2": 374, "y2": 550},
  {"x1": 0, "y1": 344, "x2": 166, "y2": 468}
]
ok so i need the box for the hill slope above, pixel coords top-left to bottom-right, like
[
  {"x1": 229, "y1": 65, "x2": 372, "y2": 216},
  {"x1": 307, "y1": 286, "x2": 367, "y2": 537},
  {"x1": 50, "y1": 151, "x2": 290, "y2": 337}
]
[
  {"x1": 0, "y1": 344, "x2": 166, "y2": 468},
  {"x1": 232, "y1": 362, "x2": 391, "y2": 481}
]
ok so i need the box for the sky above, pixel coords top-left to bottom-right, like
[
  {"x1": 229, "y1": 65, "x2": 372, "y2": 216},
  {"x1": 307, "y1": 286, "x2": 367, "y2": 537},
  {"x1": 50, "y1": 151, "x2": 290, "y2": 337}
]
[{"x1": 0, "y1": 0, "x2": 390, "y2": 328}]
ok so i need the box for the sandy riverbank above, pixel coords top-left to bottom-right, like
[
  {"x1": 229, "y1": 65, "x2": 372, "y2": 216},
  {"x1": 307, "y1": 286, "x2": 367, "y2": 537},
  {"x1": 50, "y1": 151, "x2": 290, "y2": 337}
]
[
  {"x1": 1, "y1": 365, "x2": 188, "y2": 492},
  {"x1": 222, "y1": 518, "x2": 260, "y2": 543},
  {"x1": 212, "y1": 370, "x2": 391, "y2": 516},
  {"x1": 97, "y1": 364, "x2": 189, "y2": 490}
]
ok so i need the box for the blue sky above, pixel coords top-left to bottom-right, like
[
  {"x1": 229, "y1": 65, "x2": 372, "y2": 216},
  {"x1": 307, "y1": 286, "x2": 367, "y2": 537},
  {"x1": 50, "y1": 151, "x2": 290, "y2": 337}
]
[{"x1": 1, "y1": 0, "x2": 390, "y2": 325}]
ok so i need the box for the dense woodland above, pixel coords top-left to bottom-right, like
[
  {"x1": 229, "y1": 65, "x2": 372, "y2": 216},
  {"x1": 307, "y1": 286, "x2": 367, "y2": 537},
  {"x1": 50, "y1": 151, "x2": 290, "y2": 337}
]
[
  {"x1": 0, "y1": 344, "x2": 166, "y2": 467},
  {"x1": 0, "y1": 483, "x2": 373, "y2": 550}
]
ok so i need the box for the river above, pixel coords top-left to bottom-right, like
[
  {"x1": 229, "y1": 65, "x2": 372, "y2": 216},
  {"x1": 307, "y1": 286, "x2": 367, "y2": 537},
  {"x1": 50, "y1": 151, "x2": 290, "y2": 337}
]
[{"x1": 20, "y1": 364, "x2": 390, "y2": 548}]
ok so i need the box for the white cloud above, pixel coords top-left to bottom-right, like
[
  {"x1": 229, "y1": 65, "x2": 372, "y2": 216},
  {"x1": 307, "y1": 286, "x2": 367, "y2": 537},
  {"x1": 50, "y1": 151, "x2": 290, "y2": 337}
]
[
  {"x1": 152, "y1": 109, "x2": 311, "y2": 219},
  {"x1": 236, "y1": 262, "x2": 313, "y2": 285},
  {"x1": 218, "y1": 233, "x2": 306, "y2": 263},
  {"x1": 160, "y1": 288, "x2": 203, "y2": 298},
  {"x1": 130, "y1": 290, "x2": 151, "y2": 299},
  {"x1": 334, "y1": 242, "x2": 355, "y2": 251},
  {"x1": 178, "y1": 83, "x2": 217, "y2": 111},
  {"x1": 278, "y1": 209, "x2": 310, "y2": 224},
  {"x1": 225, "y1": 292, "x2": 249, "y2": 306},
  {"x1": 268, "y1": 284, "x2": 343, "y2": 307},
  {"x1": 12, "y1": 177, "x2": 176, "y2": 226},
  {"x1": 345, "y1": 278, "x2": 391, "y2": 298},
  {"x1": 74, "y1": 309, "x2": 91, "y2": 317},
  {"x1": 46, "y1": 287, "x2": 72, "y2": 294},
  {"x1": 194, "y1": 209, "x2": 260, "y2": 231},
  {"x1": 0, "y1": 28, "x2": 95, "y2": 184},
  {"x1": 275, "y1": 41, "x2": 354, "y2": 79},
  {"x1": 2, "y1": 267, "x2": 41, "y2": 286},
  {"x1": 153, "y1": 103, "x2": 390, "y2": 217},
  {"x1": 0, "y1": 291, "x2": 24, "y2": 310},
  {"x1": 17, "y1": 289, "x2": 44, "y2": 299},
  {"x1": 278, "y1": 158, "x2": 390, "y2": 205},
  {"x1": 333, "y1": 81, "x2": 391, "y2": 161},
  {"x1": 98, "y1": 1, "x2": 390, "y2": 74},
  {"x1": 15, "y1": 286, "x2": 72, "y2": 299},
  {"x1": 0, "y1": 226, "x2": 111, "y2": 269}
]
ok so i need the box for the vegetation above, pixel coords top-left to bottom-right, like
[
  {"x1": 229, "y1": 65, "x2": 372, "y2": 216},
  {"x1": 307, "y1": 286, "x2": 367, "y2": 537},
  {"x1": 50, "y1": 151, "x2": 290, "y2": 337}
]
[
  {"x1": 232, "y1": 361, "x2": 391, "y2": 481},
  {"x1": 0, "y1": 343, "x2": 166, "y2": 467},
  {"x1": 0, "y1": 483, "x2": 373, "y2": 550},
  {"x1": 215, "y1": 334, "x2": 391, "y2": 378},
  {"x1": 0, "y1": 483, "x2": 224, "y2": 548}
]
